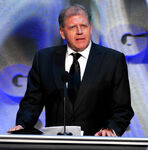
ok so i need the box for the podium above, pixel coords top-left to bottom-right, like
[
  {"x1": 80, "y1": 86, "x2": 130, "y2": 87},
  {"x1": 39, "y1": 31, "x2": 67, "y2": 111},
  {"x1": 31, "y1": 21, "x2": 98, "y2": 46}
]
[{"x1": 0, "y1": 135, "x2": 148, "y2": 150}]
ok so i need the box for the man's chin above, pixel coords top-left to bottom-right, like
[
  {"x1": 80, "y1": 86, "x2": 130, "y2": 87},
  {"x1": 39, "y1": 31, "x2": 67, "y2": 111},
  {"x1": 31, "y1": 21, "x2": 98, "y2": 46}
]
[
  {"x1": 74, "y1": 44, "x2": 88, "y2": 52},
  {"x1": 68, "y1": 42, "x2": 89, "y2": 52},
  {"x1": 73, "y1": 48, "x2": 86, "y2": 52}
]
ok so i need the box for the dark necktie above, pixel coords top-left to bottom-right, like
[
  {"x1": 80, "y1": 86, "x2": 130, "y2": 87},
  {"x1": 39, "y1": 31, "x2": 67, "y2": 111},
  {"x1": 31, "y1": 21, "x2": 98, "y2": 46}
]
[{"x1": 68, "y1": 53, "x2": 81, "y2": 104}]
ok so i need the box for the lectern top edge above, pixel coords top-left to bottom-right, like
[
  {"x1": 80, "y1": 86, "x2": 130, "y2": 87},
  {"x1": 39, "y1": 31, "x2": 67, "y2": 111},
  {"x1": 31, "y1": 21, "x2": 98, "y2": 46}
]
[{"x1": 0, "y1": 135, "x2": 148, "y2": 146}]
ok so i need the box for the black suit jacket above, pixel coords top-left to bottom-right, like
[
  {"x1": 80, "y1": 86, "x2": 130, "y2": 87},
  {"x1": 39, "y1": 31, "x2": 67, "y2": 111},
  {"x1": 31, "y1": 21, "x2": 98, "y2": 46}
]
[{"x1": 16, "y1": 43, "x2": 134, "y2": 136}]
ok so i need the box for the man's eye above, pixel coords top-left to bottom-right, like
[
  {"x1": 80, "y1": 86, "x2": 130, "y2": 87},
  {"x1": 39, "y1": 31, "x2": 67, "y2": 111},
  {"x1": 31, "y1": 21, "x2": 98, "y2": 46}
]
[
  {"x1": 69, "y1": 26, "x2": 75, "y2": 29},
  {"x1": 81, "y1": 25, "x2": 88, "y2": 28},
  {"x1": 71, "y1": 26, "x2": 75, "y2": 29}
]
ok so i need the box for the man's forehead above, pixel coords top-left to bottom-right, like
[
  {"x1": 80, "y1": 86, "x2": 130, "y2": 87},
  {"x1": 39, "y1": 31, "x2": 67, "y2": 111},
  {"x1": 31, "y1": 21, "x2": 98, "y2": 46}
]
[
  {"x1": 65, "y1": 7, "x2": 86, "y2": 18},
  {"x1": 65, "y1": 15, "x2": 88, "y2": 23}
]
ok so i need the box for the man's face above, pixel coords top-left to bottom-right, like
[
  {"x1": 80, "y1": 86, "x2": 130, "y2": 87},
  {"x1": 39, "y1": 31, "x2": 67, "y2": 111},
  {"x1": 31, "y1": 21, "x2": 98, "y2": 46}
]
[{"x1": 60, "y1": 14, "x2": 92, "y2": 52}]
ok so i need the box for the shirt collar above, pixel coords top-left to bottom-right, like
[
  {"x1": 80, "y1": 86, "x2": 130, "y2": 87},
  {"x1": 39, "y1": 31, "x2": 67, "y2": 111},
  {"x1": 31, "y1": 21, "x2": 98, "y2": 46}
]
[{"x1": 67, "y1": 41, "x2": 92, "y2": 59}]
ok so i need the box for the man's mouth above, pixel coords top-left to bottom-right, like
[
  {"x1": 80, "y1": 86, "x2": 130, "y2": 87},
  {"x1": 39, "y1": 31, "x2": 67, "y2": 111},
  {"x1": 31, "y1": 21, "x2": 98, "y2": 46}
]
[{"x1": 76, "y1": 38, "x2": 85, "y2": 41}]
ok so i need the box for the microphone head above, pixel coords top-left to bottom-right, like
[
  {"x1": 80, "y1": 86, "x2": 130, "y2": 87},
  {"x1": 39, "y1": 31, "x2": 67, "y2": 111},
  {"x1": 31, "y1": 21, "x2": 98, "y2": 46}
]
[{"x1": 61, "y1": 71, "x2": 69, "y2": 83}]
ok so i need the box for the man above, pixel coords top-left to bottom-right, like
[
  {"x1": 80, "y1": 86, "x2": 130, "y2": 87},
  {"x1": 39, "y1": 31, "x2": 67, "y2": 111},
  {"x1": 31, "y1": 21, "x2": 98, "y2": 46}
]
[{"x1": 8, "y1": 4, "x2": 134, "y2": 136}]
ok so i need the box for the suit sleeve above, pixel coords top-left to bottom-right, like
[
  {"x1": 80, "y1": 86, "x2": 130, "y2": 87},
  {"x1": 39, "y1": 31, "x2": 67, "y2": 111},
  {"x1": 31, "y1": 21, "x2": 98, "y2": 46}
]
[
  {"x1": 105, "y1": 53, "x2": 134, "y2": 136},
  {"x1": 16, "y1": 52, "x2": 44, "y2": 128}
]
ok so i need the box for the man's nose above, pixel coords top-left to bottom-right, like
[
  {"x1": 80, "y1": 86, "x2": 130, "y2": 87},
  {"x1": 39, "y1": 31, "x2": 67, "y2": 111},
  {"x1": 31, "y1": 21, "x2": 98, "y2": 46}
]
[{"x1": 77, "y1": 26, "x2": 83, "y2": 34}]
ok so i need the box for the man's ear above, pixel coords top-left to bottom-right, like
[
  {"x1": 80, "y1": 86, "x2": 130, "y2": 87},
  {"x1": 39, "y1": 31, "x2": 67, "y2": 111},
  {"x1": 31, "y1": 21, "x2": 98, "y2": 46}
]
[
  {"x1": 90, "y1": 23, "x2": 93, "y2": 34},
  {"x1": 59, "y1": 27, "x2": 65, "y2": 40}
]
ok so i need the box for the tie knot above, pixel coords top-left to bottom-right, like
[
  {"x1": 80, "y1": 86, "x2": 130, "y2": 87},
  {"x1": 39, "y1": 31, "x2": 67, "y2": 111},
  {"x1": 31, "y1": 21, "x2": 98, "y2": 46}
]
[{"x1": 71, "y1": 53, "x2": 81, "y2": 61}]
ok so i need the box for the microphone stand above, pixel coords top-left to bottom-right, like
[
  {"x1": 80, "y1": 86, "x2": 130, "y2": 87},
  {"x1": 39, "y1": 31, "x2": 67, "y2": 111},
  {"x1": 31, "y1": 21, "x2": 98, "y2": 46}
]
[{"x1": 57, "y1": 71, "x2": 72, "y2": 136}]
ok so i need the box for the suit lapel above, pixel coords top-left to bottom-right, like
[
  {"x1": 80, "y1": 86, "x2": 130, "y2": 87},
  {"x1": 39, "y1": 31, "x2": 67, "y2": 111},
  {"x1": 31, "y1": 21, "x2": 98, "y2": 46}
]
[
  {"x1": 52, "y1": 45, "x2": 73, "y2": 114},
  {"x1": 52, "y1": 46, "x2": 66, "y2": 90},
  {"x1": 74, "y1": 43, "x2": 105, "y2": 111}
]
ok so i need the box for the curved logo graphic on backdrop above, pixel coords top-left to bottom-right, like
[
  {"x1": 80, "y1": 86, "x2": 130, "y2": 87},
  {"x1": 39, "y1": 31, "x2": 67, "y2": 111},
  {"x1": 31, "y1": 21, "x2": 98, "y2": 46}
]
[
  {"x1": 0, "y1": 64, "x2": 30, "y2": 103},
  {"x1": 105, "y1": 24, "x2": 148, "y2": 63}
]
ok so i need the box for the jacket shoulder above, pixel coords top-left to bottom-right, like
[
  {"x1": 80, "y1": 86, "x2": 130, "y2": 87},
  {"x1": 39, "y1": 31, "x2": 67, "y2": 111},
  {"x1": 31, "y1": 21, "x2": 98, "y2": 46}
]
[
  {"x1": 93, "y1": 43, "x2": 124, "y2": 57},
  {"x1": 37, "y1": 45, "x2": 66, "y2": 55}
]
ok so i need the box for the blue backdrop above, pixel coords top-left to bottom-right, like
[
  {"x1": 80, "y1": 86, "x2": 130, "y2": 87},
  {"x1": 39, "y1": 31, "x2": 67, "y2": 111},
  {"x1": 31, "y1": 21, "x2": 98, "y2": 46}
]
[{"x1": 0, "y1": 0, "x2": 148, "y2": 137}]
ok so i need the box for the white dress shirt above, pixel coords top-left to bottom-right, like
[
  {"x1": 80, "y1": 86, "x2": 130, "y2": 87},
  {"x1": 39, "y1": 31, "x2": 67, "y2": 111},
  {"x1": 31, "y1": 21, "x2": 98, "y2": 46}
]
[{"x1": 65, "y1": 41, "x2": 92, "y2": 80}]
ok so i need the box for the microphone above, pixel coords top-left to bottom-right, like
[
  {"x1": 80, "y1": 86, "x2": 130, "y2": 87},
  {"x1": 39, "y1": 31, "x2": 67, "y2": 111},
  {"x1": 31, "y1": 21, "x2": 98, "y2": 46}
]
[
  {"x1": 61, "y1": 71, "x2": 69, "y2": 83},
  {"x1": 57, "y1": 71, "x2": 72, "y2": 136},
  {"x1": 61, "y1": 71, "x2": 69, "y2": 100}
]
